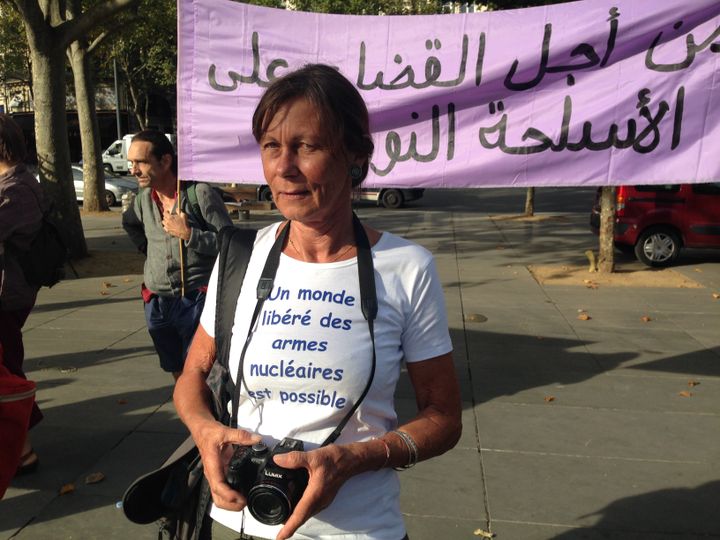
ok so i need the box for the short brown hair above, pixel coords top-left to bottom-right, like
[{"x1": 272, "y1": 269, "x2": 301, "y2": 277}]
[
  {"x1": 252, "y1": 64, "x2": 374, "y2": 186},
  {"x1": 0, "y1": 113, "x2": 27, "y2": 164},
  {"x1": 132, "y1": 130, "x2": 177, "y2": 176}
]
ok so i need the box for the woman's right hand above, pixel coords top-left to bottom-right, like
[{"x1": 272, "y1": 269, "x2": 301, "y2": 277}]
[
  {"x1": 174, "y1": 325, "x2": 263, "y2": 510},
  {"x1": 192, "y1": 420, "x2": 263, "y2": 511}
]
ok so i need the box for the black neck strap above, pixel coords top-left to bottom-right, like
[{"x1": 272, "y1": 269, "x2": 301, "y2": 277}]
[{"x1": 231, "y1": 213, "x2": 377, "y2": 447}]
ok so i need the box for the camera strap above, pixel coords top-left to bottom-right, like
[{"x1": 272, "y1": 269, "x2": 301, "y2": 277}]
[{"x1": 231, "y1": 213, "x2": 378, "y2": 448}]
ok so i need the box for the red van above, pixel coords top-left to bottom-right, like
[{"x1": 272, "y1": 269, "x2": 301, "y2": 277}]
[{"x1": 591, "y1": 183, "x2": 720, "y2": 267}]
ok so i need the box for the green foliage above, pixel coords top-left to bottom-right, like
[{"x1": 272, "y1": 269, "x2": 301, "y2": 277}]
[
  {"x1": 485, "y1": 0, "x2": 574, "y2": 8},
  {"x1": 241, "y1": 0, "x2": 285, "y2": 7},
  {"x1": 0, "y1": 4, "x2": 31, "y2": 83},
  {"x1": 239, "y1": 0, "x2": 440, "y2": 15},
  {"x1": 293, "y1": 0, "x2": 440, "y2": 14},
  {"x1": 93, "y1": 0, "x2": 177, "y2": 127},
  {"x1": 104, "y1": 0, "x2": 177, "y2": 87}
]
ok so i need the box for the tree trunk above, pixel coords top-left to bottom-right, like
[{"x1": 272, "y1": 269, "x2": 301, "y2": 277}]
[
  {"x1": 69, "y1": 41, "x2": 109, "y2": 213},
  {"x1": 30, "y1": 44, "x2": 88, "y2": 258},
  {"x1": 597, "y1": 186, "x2": 616, "y2": 273},
  {"x1": 121, "y1": 62, "x2": 146, "y2": 129},
  {"x1": 524, "y1": 187, "x2": 535, "y2": 216},
  {"x1": 12, "y1": 0, "x2": 140, "y2": 257}
]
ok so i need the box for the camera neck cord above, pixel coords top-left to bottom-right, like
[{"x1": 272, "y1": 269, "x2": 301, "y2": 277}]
[{"x1": 231, "y1": 213, "x2": 378, "y2": 448}]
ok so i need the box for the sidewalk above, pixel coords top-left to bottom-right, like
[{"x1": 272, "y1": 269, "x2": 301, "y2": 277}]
[{"x1": 2, "y1": 194, "x2": 719, "y2": 539}]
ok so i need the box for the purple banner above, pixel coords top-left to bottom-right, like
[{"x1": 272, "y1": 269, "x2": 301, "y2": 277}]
[{"x1": 177, "y1": 0, "x2": 720, "y2": 187}]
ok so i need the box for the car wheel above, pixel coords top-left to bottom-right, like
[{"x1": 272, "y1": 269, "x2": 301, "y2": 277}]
[
  {"x1": 103, "y1": 163, "x2": 114, "y2": 174},
  {"x1": 105, "y1": 191, "x2": 117, "y2": 207},
  {"x1": 380, "y1": 189, "x2": 404, "y2": 209},
  {"x1": 258, "y1": 186, "x2": 273, "y2": 202},
  {"x1": 634, "y1": 227, "x2": 681, "y2": 267}
]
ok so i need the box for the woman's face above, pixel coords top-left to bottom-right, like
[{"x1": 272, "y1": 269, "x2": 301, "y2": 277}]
[{"x1": 259, "y1": 98, "x2": 354, "y2": 225}]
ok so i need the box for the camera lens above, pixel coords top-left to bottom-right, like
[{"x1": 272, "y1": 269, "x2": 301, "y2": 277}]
[{"x1": 247, "y1": 485, "x2": 290, "y2": 525}]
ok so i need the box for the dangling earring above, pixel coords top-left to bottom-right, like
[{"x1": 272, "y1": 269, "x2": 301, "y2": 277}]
[{"x1": 349, "y1": 165, "x2": 363, "y2": 182}]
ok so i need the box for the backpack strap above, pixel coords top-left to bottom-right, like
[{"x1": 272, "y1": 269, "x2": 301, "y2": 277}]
[
  {"x1": 208, "y1": 226, "x2": 257, "y2": 423},
  {"x1": 183, "y1": 182, "x2": 207, "y2": 230}
]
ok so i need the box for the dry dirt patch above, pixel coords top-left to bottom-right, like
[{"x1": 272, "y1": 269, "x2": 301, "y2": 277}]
[
  {"x1": 489, "y1": 214, "x2": 570, "y2": 223},
  {"x1": 528, "y1": 264, "x2": 704, "y2": 288},
  {"x1": 80, "y1": 210, "x2": 121, "y2": 217},
  {"x1": 70, "y1": 250, "x2": 144, "y2": 279}
]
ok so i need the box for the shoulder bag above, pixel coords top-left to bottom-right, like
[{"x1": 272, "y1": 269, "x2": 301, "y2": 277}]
[{"x1": 122, "y1": 226, "x2": 257, "y2": 540}]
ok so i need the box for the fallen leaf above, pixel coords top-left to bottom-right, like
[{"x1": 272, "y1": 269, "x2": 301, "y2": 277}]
[
  {"x1": 712, "y1": 293, "x2": 719, "y2": 300},
  {"x1": 85, "y1": 472, "x2": 105, "y2": 485},
  {"x1": 59, "y1": 367, "x2": 77, "y2": 373},
  {"x1": 100, "y1": 291, "x2": 109, "y2": 296},
  {"x1": 473, "y1": 529, "x2": 496, "y2": 538},
  {"x1": 544, "y1": 396, "x2": 555, "y2": 403},
  {"x1": 123, "y1": 278, "x2": 132, "y2": 283},
  {"x1": 466, "y1": 313, "x2": 488, "y2": 323},
  {"x1": 640, "y1": 316, "x2": 652, "y2": 322},
  {"x1": 694, "y1": 268, "x2": 703, "y2": 273},
  {"x1": 59, "y1": 483, "x2": 75, "y2": 495},
  {"x1": 688, "y1": 380, "x2": 701, "y2": 387},
  {"x1": 117, "y1": 399, "x2": 128, "y2": 405},
  {"x1": 585, "y1": 282, "x2": 598, "y2": 289},
  {"x1": 678, "y1": 391, "x2": 693, "y2": 398},
  {"x1": 102, "y1": 281, "x2": 113, "y2": 288},
  {"x1": 577, "y1": 313, "x2": 591, "y2": 321}
]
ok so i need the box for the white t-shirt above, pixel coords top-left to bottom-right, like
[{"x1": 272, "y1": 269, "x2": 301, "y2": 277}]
[{"x1": 201, "y1": 222, "x2": 452, "y2": 540}]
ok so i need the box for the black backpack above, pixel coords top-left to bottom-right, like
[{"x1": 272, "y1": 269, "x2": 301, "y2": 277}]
[
  {"x1": 17, "y1": 211, "x2": 68, "y2": 288},
  {"x1": 10, "y1": 183, "x2": 70, "y2": 290}
]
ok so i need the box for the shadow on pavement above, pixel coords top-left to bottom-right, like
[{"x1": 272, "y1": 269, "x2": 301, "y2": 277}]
[
  {"x1": 32, "y1": 296, "x2": 139, "y2": 314},
  {"x1": 447, "y1": 328, "x2": 637, "y2": 404},
  {"x1": 4, "y1": 386, "x2": 181, "y2": 533},
  {"x1": 24, "y1": 345, "x2": 157, "y2": 373},
  {"x1": 628, "y1": 347, "x2": 720, "y2": 378},
  {"x1": 550, "y1": 480, "x2": 720, "y2": 539}
]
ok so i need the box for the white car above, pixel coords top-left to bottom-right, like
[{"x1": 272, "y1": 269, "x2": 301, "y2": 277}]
[{"x1": 71, "y1": 165, "x2": 138, "y2": 206}]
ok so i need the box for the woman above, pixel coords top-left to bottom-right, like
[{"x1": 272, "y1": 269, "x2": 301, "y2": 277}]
[
  {"x1": 174, "y1": 64, "x2": 462, "y2": 540},
  {"x1": 0, "y1": 113, "x2": 44, "y2": 474}
]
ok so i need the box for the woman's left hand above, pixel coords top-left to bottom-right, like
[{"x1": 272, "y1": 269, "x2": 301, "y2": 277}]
[
  {"x1": 272, "y1": 444, "x2": 354, "y2": 540},
  {"x1": 270, "y1": 353, "x2": 462, "y2": 540}
]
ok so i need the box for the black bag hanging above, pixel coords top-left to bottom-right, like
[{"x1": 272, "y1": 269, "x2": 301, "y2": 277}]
[
  {"x1": 16, "y1": 211, "x2": 68, "y2": 288},
  {"x1": 122, "y1": 226, "x2": 257, "y2": 540}
]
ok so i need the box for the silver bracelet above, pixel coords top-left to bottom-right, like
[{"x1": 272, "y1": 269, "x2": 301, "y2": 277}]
[{"x1": 390, "y1": 429, "x2": 419, "y2": 470}]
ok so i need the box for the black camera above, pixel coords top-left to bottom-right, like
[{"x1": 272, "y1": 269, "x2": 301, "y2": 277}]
[{"x1": 225, "y1": 437, "x2": 309, "y2": 525}]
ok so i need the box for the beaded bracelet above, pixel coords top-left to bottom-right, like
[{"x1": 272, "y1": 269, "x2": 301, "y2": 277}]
[{"x1": 390, "y1": 429, "x2": 419, "y2": 470}]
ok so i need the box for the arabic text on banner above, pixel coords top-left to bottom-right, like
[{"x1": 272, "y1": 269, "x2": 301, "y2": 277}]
[{"x1": 177, "y1": 0, "x2": 720, "y2": 188}]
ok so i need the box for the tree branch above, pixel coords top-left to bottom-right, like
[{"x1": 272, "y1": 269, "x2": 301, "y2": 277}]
[
  {"x1": 87, "y1": 27, "x2": 118, "y2": 54},
  {"x1": 58, "y1": 0, "x2": 140, "y2": 48},
  {"x1": 8, "y1": 0, "x2": 46, "y2": 38}
]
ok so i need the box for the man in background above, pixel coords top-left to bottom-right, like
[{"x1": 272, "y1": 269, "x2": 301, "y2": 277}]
[{"x1": 122, "y1": 130, "x2": 232, "y2": 380}]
